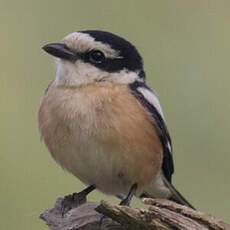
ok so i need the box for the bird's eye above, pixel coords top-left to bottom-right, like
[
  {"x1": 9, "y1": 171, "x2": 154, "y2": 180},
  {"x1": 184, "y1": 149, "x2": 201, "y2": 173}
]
[{"x1": 88, "y1": 50, "x2": 105, "y2": 64}]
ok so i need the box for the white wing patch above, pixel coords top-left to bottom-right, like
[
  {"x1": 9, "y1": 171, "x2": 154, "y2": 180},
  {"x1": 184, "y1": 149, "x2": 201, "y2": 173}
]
[
  {"x1": 137, "y1": 87, "x2": 165, "y2": 120},
  {"x1": 137, "y1": 86, "x2": 172, "y2": 153},
  {"x1": 131, "y1": 82, "x2": 174, "y2": 180}
]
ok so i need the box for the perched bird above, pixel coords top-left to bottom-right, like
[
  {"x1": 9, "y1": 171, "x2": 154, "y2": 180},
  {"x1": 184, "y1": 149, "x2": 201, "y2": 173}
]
[{"x1": 39, "y1": 30, "x2": 194, "y2": 211}]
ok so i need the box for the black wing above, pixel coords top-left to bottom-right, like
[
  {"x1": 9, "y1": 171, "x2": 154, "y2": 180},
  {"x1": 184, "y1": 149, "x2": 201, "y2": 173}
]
[{"x1": 129, "y1": 81, "x2": 174, "y2": 182}]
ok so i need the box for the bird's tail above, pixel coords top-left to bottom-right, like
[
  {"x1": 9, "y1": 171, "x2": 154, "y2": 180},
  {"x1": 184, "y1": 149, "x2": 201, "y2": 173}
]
[
  {"x1": 162, "y1": 176, "x2": 195, "y2": 209},
  {"x1": 141, "y1": 175, "x2": 195, "y2": 210}
]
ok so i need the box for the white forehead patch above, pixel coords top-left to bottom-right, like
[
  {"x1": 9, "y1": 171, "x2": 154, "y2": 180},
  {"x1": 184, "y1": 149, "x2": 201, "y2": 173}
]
[{"x1": 63, "y1": 32, "x2": 121, "y2": 59}]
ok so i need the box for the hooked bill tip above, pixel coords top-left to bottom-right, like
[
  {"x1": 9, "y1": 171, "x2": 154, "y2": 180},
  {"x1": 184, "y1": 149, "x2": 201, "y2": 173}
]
[{"x1": 42, "y1": 43, "x2": 76, "y2": 61}]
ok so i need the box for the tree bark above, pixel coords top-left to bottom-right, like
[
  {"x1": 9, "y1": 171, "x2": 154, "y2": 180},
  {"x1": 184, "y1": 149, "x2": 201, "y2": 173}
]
[{"x1": 40, "y1": 197, "x2": 230, "y2": 230}]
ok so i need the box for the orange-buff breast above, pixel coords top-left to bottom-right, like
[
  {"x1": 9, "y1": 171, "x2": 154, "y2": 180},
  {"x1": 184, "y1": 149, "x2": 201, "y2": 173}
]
[{"x1": 38, "y1": 82, "x2": 163, "y2": 195}]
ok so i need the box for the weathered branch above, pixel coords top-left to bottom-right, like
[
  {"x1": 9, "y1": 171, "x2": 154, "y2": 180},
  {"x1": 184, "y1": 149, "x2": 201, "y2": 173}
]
[{"x1": 40, "y1": 197, "x2": 230, "y2": 230}]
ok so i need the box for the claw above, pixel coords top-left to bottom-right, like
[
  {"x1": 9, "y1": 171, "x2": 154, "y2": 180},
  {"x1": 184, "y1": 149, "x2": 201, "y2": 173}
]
[
  {"x1": 60, "y1": 185, "x2": 96, "y2": 217},
  {"x1": 61, "y1": 192, "x2": 87, "y2": 216}
]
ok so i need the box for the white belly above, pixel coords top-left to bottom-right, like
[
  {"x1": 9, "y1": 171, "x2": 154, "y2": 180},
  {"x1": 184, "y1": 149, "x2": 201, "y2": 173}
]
[{"x1": 52, "y1": 132, "x2": 134, "y2": 195}]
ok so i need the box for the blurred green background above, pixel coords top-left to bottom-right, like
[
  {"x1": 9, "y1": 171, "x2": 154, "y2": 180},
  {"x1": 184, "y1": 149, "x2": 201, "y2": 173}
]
[{"x1": 1, "y1": 0, "x2": 230, "y2": 229}]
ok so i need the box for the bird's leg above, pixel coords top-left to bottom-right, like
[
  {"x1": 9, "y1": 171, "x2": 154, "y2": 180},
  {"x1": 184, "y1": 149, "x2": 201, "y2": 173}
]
[
  {"x1": 100, "y1": 185, "x2": 138, "y2": 225},
  {"x1": 119, "y1": 183, "x2": 137, "y2": 206},
  {"x1": 116, "y1": 194, "x2": 126, "y2": 200},
  {"x1": 61, "y1": 184, "x2": 96, "y2": 216}
]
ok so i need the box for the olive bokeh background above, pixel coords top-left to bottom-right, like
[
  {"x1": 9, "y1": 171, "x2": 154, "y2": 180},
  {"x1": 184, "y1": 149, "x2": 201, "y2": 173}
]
[{"x1": 1, "y1": 1, "x2": 230, "y2": 229}]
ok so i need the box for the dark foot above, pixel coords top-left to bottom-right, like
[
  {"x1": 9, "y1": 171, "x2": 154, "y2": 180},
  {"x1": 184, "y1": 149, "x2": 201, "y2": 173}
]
[
  {"x1": 119, "y1": 196, "x2": 131, "y2": 206},
  {"x1": 119, "y1": 183, "x2": 137, "y2": 206},
  {"x1": 61, "y1": 185, "x2": 96, "y2": 216},
  {"x1": 61, "y1": 191, "x2": 86, "y2": 216}
]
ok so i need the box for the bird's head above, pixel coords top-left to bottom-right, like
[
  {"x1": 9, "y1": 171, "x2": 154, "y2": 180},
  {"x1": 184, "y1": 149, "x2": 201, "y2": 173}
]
[{"x1": 43, "y1": 30, "x2": 145, "y2": 86}]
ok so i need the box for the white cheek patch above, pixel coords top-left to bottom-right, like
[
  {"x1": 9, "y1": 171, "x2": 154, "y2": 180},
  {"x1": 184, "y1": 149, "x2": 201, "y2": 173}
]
[
  {"x1": 137, "y1": 87, "x2": 165, "y2": 120},
  {"x1": 55, "y1": 59, "x2": 139, "y2": 86},
  {"x1": 106, "y1": 70, "x2": 139, "y2": 84},
  {"x1": 56, "y1": 60, "x2": 102, "y2": 86},
  {"x1": 63, "y1": 32, "x2": 121, "y2": 59}
]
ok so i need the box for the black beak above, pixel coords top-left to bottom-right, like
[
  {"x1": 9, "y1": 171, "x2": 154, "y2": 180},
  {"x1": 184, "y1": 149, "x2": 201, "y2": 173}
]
[{"x1": 42, "y1": 43, "x2": 77, "y2": 61}]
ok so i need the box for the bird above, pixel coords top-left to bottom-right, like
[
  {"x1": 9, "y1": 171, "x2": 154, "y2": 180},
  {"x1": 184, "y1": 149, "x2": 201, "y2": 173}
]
[{"x1": 39, "y1": 30, "x2": 194, "y2": 212}]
